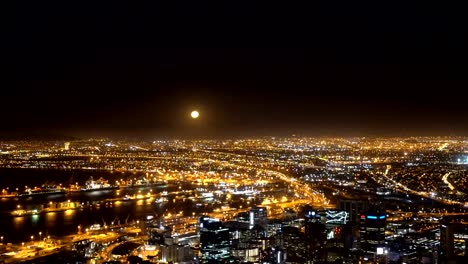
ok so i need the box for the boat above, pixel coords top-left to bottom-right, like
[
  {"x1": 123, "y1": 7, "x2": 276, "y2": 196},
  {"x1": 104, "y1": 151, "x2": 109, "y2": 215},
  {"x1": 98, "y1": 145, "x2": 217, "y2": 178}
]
[
  {"x1": 73, "y1": 185, "x2": 119, "y2": 192},
  {"x1": 70, "y1": 176, "x2": 119, "y2": 192},
  {"x1": 121, "y1": 181, "x2": 166, "y2": 188},
  {"x1": 16, "y1": 185, "x2": 66, "y2": 197},
  {"x1": 12, "y1": 201, "x2": 82, "y2": 216},
  {"x1": 11, "y1": 208, "x2": 40, "y2": 216}
]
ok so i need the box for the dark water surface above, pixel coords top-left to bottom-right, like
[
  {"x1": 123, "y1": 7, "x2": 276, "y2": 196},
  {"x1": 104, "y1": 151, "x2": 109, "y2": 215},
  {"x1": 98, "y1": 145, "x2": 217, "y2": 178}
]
[{"x1": 0, "y1": 169, "x2": 197, "y2": 244}]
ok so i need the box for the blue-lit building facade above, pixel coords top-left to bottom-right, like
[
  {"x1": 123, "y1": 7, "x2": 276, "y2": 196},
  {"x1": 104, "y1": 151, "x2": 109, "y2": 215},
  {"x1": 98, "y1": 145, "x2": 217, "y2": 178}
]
[{"x1": 360, "y1": 212, "x2": 386, "y2": 261}]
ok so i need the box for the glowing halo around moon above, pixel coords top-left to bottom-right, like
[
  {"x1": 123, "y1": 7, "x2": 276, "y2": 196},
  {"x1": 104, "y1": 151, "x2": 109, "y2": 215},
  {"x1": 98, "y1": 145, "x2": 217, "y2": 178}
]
[{"x1": 190, "y1": 110, "x2": 199, "y2": 119}]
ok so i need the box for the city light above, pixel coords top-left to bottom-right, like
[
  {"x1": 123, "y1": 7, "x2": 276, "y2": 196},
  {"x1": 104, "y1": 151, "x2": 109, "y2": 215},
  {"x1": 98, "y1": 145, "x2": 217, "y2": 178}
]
[{"x1": 0, "y1": 136, "x2": 467, "y2": 263}]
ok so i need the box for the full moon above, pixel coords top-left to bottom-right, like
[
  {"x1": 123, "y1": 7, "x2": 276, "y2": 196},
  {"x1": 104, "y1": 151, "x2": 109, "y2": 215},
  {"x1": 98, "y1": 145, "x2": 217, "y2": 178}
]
[{"x1": 190, "y1": 110, "x2": 199, "y2": 119}]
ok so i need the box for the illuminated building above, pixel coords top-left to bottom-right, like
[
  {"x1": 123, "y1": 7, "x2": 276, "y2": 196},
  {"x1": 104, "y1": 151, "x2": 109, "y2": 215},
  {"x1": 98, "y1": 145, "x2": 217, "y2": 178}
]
[
  {"x1": 304, "y1": 211, "x2": 327, "y2": 262},
  {"x1": 225, "y1": 221, "x2": 261, "y2": 263},
  {"x1": 249, "y1": 206, "x2": 267, "y2": 235},
  {"x1": 265, "y1": 246, "x2": 286, "y2": 264},
  {"x1": 145, "y1": 224, "x2": 194, "y2": 262},
  {"x1": 308, "y1": 210, "x2": 352, "y2": 261},
  {"x1": 146, "y1": 225, "x2": 171, "y2": 245},
  {"x1": 199, "y1": 216, "x2": 232, "y2": 263},
  {"x1": 359, "y1": 212, "x2": 386, "y2": 261},
  {"x1": 323, "y1": 210, "x2": 349, "y2": 226},
  {"x1": 231, "y1": 247, "x2": 259, "y2": 263},
  {"x1": 158, "y1": 241, "x2": 193, "y2": 263},
  {"x1": 440, "y1": 219, "x2": 468, "y2": 263},
  {"x1": 337, "y1": 198, "x2": 369, "y2": 223},
  {"x1": 279, "y1": 225, "x2": 306, "y2": 263}
]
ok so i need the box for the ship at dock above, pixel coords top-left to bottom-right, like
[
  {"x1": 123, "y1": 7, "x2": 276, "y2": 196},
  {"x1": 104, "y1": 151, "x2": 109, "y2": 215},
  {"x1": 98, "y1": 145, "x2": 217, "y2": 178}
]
[
  {"x1": 16, "y1": 184, "x2": 66, "y2": 197},
  {"x1": 120, "y1": 178, "x2": 167, "y2": 188},
  {"x1": 11, "y1": 201, "x2": 82, "y2": 216},
  {"x1": 70, "y1": 176, "x2": 118, "y2": 192}
]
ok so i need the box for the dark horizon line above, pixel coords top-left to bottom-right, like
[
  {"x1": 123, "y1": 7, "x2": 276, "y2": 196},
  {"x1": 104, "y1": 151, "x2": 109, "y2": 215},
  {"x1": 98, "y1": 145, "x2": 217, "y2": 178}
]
[{"x1": 1, "y1": 131, "x2": 467, "y2": 142}]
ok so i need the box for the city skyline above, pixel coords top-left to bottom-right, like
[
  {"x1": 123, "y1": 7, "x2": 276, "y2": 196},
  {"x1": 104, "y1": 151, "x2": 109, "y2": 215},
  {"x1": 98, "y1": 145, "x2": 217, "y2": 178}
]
[
  {"x1": 0, "y1": 136, "x2": 467, "y2": 263},
  {"x1": 3, "y1": 3, "x2": 468, "y2": 263}
]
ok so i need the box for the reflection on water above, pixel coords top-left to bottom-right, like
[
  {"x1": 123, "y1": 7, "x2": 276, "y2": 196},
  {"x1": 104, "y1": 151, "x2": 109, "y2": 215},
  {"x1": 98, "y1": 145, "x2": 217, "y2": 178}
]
[
  {"x1": 0, "y1": 189, "x2": 186, "y2": 243},
  {"x1": 13, "y1": 216, "x2": 25, "y2": 227},
  {"x1": 0, "y1": 169, "x2": 195, "y2": 244},
  {"x1": 64, "y1": 209, "x2": 75, "y2": 227},
  {"x1": 2, "y1": 202, "x2": 155, "y2": 243},
  {"x1": 0, "y1": 184, "x2": 194, "y2": 244},
  {"x1": 46, "y1": 212, "x2": 57, "y2": 228},
  {"x1": 64, "y1": 209, "x2": 74, "y2": 216},
  {"x1": 31, "y1": 214, "x2": 39, "y2": 225}
]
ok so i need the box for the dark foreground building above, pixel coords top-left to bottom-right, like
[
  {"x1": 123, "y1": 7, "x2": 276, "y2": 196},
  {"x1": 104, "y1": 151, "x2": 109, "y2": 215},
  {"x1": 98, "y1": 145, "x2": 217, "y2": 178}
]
[
  {"x1": 199, "y1": 216, "x2": 232, "y2": 263},
  {"x1": 360, "y1": 212, "x2": 386, "y2": 262}
]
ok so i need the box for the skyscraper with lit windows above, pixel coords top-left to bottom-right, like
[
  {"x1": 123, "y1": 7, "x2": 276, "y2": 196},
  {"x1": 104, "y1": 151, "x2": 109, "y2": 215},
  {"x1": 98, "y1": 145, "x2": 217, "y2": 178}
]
[
  {"x1": 360, "y1": 212, "x2": 386, "y2": 261},
  {"x1": 304, "y1": 211, "x2": 327, "y2": 262},
  {"x1": 199, "y1": 216, "x2": 232, "y2": 263},
  {"x1": 249, "y1": 206, "x2": 267, "y2": 233}
]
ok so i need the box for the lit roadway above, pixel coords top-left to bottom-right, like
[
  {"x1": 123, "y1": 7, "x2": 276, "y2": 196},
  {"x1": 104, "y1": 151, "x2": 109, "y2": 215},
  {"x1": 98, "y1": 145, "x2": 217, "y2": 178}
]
[
  {"x1": 388, "y1": 209, "x2": 468, "y2": 219},
  {"x1": 1, "y1": 147, "x2": 331, "y2": 263},
  {"x1": 380, "y1": 165, "x2": 467, "y2": 208},
  {"x1": 197, "y1": 149, "x2": 331, "y2": 208},
  {"x1": 442, "y1": 172, "x2": 455, "y2": 191},
  {"x1": 441, "y1": 172, "x2": 465, "y2": 196}
]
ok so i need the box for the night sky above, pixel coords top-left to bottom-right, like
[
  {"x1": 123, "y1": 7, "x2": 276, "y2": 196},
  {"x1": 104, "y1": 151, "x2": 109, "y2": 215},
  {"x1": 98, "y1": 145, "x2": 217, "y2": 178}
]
[{"x1": 5, "y1": 2, "x2": 468, "y2": 139}]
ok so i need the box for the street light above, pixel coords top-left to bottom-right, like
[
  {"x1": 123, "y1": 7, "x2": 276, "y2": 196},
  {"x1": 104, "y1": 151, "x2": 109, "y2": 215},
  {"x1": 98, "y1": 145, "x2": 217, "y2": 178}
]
[
  {"x1": 39, "y1": 231, "x2": 42, "y2": 241},
  {"x1": 31, "y1": 235, "x2": 34, "y2": 243},
  {"x1": 1, "y1": 236, "x2": 3, "y2": 244}
]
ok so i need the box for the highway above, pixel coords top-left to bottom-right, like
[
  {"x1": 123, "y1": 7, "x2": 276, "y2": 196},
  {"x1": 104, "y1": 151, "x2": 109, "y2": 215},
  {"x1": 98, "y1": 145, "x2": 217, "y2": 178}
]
[
  {"x1": 380, "y1": 165, "x2": 466, "y2": 207},
  {"x1": 199, "y1": 149, "x2": 331, "y2": 208}
]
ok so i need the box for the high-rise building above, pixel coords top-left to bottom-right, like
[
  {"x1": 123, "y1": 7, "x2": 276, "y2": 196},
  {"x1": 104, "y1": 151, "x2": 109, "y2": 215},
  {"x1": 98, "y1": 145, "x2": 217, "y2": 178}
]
[
  {"x1": 306, "y1": 210, "x2": 351, "y2": 261},
  {"x1": 225, "y1": 220, "x2": 261, "y2": 263},
  {"x1": 304, "y1": 212, "x2": 327, "y2": 262},
  {"x1": 249, "y1": 206, "x2": 267, "y2": 234},
  {"x1": 158, "y1": 240, "x2": 194, "y2": 263},
  {"x1": 146, "y1": 225, "x2": 171, "y2": 245},
  {"x1": 267, "y1": 246, "x2": 286, "y2": 264},
  {"x1": 199, "y1": 216, "x2": 231, "y2": 263},
  {"x1": 145, "y1": 224, "x2": 194, "y2": 263},
  {"x1": 337, "y1": 198, "x2": 369, "y2": 223},
  {"x1": 360, "y1": 212, "x2": 386, "y2": 260},
  {"x1": 280, "y1": 225, "x2": 306, "y2": 263},
  {"x1": 64, "y1": 142, "x2": 70, "y2": 150},
  {"x1": 440, "y1": 219, "x2": 468, "y2": 263}
]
